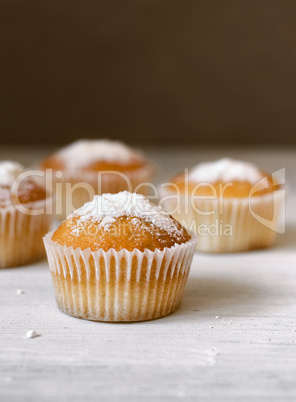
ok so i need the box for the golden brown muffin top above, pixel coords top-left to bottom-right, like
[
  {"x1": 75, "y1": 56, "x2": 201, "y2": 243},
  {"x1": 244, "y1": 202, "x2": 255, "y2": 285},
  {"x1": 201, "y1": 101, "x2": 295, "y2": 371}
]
[
  {"x1": 41, "y1": 140, "x2": 148, "y2": 173},
  {"x1": 0, "y1": 161, "x2": 47, "y2": 207},
  {"x1": 52, "y1": 192, "x2": 191, "y2": 252},
  {"x1": 167, "y1": 158, "x2": 280, "y2": 198}
]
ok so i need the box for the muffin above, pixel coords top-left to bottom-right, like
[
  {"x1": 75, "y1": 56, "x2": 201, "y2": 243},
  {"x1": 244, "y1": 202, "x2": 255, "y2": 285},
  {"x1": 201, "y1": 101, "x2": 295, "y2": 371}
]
[
  {"x1": 160, "y1": 158, "x2": 284, "y2": 253},
  {"x1": 43, "y1": 191, "x2": 196, "y2": 322},
  {"x1": 0, "y1": 161, "x2": 52, "y2": 268},
  {"x1": 40, "y1": 140, "x2": 155, "y2": 219}
]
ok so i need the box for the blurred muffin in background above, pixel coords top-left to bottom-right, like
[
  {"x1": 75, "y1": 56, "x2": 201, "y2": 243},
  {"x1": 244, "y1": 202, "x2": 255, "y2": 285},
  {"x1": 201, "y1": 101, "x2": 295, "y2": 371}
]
[
  {"x1": 40, "y1": 140, "x2": 155, "y2": 219},
  {"x1": 160, "y1": 158, "x2": 284, "y2": 253},
  {"x1": 0, "y1": 161, "x2": 52, "y2": 268}
]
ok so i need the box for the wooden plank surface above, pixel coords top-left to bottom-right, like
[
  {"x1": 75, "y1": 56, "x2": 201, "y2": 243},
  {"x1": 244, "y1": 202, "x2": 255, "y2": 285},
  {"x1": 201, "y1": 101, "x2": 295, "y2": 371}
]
[{"x1": 0, "y1": 147, "x2": 295, "y2": 401}]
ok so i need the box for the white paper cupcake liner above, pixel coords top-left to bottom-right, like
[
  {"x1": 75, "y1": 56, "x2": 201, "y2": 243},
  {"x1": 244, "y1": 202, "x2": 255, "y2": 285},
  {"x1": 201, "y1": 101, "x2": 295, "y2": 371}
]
[
  {"x1": 160, "y1": 188, "x2": 285, "y2": 253},
  {"x1": 0, "y1": 199, "x2": 52, "y2": 268},
  {"x1": 44, "y1": 232, "x2": 197, "y2": 322},
  {"x1": 51, "y1": 164, "x2": 155, "y2": 220}
]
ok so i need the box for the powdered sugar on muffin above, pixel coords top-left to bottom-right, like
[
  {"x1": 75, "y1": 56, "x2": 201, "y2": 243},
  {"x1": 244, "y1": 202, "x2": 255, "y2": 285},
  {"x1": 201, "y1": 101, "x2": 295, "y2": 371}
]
[
  {"x1": 56, "y1": 140, "x2": 143, "y2": 169},
  {"x1": 0, "y1": 161, "x2": 47, "y2": 207},
  {"x1": 0, "y1": 161, "x2": 24, "y2": 207},
  {"x1": 70, "y1": 191, "x2": 187, "y2": 240},
  {"x1": 189, "y1": 158, "x2": 263, "y2": 184},
  {"x1": 0, "y1": 161, "x2": 25, "y2": 186}
]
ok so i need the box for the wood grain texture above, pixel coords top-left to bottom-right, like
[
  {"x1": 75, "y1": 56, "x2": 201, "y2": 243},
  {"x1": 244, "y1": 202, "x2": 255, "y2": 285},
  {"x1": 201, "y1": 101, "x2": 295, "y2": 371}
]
[{"x1": 0, "y1": 147, "x2": 295, "y2": 401}]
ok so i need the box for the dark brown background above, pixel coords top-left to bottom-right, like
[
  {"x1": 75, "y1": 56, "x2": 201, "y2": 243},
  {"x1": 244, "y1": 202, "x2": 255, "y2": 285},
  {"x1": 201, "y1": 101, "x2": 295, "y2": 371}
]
[{"x1": 0, "y1": 0, "x2": 296, "y2": 146}]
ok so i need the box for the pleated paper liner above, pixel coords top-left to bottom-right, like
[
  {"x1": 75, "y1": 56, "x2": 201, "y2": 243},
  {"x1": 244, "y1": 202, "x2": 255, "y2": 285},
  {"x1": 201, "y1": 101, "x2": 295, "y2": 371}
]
[
  {"x1": 159, "y1": 189, "x2": 284, "y2": 253},
  {"x1": 44, "y1": 232, "x2": 197, "y2": 322},
  {"x1": 51, "y1": 163, "x2": 156, "y2": 220},
  {"x1": 0, "y1": 198, "x2": 52, "y2": 268}
]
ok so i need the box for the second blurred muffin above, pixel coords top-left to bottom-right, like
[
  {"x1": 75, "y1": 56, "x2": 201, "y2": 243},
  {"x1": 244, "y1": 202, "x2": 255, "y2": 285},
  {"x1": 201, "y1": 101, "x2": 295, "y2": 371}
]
[
  {"x1": 0, "y1": 161, "x2": 52, "y2": 268},
  {"x1": 40, "y1": 140, "x2": 155, "y2": 219},
  {"x1": 160, "y1": 158, "x2": 284, "y2": 253}
]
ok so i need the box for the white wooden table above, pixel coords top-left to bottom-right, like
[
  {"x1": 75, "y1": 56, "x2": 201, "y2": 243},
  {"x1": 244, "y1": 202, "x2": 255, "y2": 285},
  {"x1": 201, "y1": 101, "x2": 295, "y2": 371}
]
[{"x1": 1, "y1": 146, "x2": 296, "y2": 402}]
